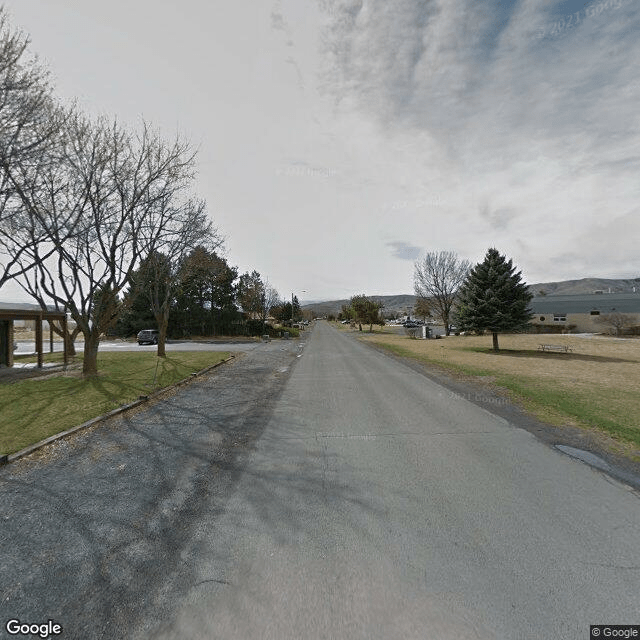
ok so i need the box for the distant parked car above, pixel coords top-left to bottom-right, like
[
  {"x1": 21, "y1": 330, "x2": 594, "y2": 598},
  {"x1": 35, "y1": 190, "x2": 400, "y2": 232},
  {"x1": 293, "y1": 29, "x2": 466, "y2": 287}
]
[{"x1": 137, "y1": 329, "x2": 159, "y2": 345}]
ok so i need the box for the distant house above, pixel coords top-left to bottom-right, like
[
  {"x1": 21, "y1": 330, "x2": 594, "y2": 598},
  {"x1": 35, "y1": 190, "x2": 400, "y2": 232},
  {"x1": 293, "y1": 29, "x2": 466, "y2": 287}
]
[{"x1": 528, "y1": 293, "x2": 640, "y2": 334}]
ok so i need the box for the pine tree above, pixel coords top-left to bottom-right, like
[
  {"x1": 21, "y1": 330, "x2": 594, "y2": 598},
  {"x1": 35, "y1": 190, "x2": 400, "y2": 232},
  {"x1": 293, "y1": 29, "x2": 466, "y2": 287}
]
[{"x1": 454, "y1": 248, "x2": 533, "y2": 351}]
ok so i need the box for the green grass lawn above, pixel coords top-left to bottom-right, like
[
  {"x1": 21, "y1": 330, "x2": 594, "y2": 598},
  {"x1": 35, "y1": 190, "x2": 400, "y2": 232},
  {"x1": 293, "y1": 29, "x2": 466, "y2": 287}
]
[
  {"x1": 0, "y1": 351, "x2": 230, "y2": 455},
  {"x1": 12, "y1": 351, "x2": 69, "y2": 365}
]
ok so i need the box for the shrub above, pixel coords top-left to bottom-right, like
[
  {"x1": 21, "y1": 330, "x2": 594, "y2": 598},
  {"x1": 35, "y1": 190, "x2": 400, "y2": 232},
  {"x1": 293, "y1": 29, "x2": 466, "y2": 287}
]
[
  {"x1": 255, "y1": 323, "x2": 301, "y2": 338},
  {"x1": 275, "y1": 325, "x2": 300, "y2": 338}
]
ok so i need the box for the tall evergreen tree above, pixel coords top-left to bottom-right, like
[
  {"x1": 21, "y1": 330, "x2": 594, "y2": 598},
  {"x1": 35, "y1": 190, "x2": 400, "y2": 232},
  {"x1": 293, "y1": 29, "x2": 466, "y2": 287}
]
[
  {"x1": 117, "y1": 260, "x2": 158, "y2": 336},
  {"x1": 175, "y1": 247, "x2": 238, "y2": 336},
  {"x1": 237, "y1": 271, "x2": 265, "y2": 319},
  {"x1": 454, "y1": 248, "x2": 533, "y2": 351},
  {"x1": 292, "y1": 295, "x2": 301, "y2": 322},
  {"x1": 272, "y1": 297, "x2": 302, "y2": 325}
]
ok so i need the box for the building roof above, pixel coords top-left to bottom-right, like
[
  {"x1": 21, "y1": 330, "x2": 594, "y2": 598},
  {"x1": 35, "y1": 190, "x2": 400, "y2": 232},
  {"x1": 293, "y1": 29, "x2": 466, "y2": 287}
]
[
  {"x1": 0, "y1": 302, "x2": 66, "y2": 319},
  {"x1": 530, "y1": 293, "x2": 640, "y2": 314},
  {"x1": 0, "y1": 301, "x2": 40, "y2": 310}
]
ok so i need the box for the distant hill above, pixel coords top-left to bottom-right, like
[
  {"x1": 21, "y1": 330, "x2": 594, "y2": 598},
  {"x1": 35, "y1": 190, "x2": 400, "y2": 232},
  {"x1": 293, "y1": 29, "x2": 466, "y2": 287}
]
[
  {"x1": 302, "y1": 295, "x2": 416, "y2": 317},
  {"x1": 303, "y1": 278, "x2": 640, "y2": 316},
  {"x1": 0, "y1": 301, "x2": 42, "y2": 310},
  {"x1": 528, "y1": 277, "x2": 640, "y2": 296},
  {"x1": 5, "y1": 278, "x2": 638, "y2": 319}
]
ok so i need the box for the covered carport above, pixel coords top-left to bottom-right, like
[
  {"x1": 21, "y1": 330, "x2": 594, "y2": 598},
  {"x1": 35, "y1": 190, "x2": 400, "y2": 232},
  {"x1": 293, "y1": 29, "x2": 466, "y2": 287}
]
[{"x1": 0, "y1": 305, "x2": 68, "y2": 369}]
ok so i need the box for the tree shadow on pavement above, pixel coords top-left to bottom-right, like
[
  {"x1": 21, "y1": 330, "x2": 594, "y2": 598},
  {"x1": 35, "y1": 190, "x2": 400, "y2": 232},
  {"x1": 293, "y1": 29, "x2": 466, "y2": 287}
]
[{"x1": 0, "y1": 346, "x2": 385, "y2": 640}]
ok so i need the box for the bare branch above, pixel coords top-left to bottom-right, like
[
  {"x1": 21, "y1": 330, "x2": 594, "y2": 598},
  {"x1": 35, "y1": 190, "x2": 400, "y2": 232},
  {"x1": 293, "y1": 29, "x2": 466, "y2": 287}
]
[{"x1": 413, "y1": 251, "x2": 471, "y2": 335}]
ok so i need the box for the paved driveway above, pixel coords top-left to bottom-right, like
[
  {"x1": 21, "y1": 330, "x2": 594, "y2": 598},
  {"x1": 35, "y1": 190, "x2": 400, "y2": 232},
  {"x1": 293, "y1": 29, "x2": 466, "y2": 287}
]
[{"x1": 14, "y1": 338, "x2": 267, "y2": 355}]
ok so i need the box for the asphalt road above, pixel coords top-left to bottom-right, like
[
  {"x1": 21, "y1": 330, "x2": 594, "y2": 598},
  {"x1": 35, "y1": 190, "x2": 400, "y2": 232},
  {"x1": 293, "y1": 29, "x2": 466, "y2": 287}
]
[{"x1": 2, "y1": 322, "x2": 640, "y2": 639}]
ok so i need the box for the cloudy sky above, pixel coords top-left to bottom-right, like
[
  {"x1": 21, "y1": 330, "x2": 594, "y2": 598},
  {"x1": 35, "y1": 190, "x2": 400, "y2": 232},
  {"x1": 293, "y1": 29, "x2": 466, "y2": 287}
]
[{"x1": 2, "y1": 0, "x2": 639, "y2": 302}]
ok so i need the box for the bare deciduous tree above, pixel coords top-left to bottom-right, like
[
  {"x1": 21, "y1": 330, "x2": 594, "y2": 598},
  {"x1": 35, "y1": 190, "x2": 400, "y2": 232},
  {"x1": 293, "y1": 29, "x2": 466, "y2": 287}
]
[
  {"x1": 7, "y1": 108, "x2": 95, "y2": 355},
  {"x1": 0, "y1": 9, "x2": 64, "y2": 288},
  {"x1": 596, "y1": 312, "x2": 636, "y2": 337},
  {"x1": 414, "y1": 297, "x2": 432, "y2": 322},
  {"x1": 414, "y1": 251, "x2": 471, "y2": 335},
  {"x1": 261, "y1": 284, "x2": 281, "y2": 329},
  {"x1": 9, "y1": 113, "x2": 200, "y2": 376},
  {"x1": 13, "y1": 265, "x2": 82, "y2": 356},
  {"x1": 134, "y1": 199, "x2": 222, "y2": 357}
]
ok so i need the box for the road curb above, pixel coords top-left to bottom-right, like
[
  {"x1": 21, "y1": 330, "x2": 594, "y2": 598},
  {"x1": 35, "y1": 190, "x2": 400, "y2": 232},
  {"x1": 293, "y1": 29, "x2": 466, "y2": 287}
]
[{"x1": 2, "y1": 355, "x2": 236, "y2": 466}]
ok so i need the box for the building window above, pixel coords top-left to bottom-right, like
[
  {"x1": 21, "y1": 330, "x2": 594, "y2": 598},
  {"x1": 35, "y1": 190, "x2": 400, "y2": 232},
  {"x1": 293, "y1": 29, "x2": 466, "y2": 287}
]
[
  {"x1": 553, "y1": 314, "x2": 567, "y2": 322},
  {"x1": 590, "y1": 310, "x2": 600, "y2": 315},
  {"x1": 539, "y1": 316, "x2": 545, "y2": 321}
]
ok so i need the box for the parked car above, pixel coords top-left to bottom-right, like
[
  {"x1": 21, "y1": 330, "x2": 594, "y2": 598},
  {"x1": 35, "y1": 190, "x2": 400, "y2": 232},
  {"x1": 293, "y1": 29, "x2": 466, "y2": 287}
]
[{"x1": 137, "y1": 329, "x2": 159, "y2": 345}]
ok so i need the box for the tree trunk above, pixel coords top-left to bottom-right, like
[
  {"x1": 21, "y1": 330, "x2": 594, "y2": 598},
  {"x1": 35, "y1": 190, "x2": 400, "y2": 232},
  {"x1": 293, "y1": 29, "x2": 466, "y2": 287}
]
[
  {"x1": 157, "y1": 313, "x2": 169, "y2": 358},
  {"x1": 64, "y1": 331, "x2": 77, "y2": 357},
  {"x1": 492, "y1": 332, "x2": 499, "y2": 351},
  {"x1": 51, "y1": 320, "x2": 79, "y2": 357},
  {"x1": 443, "y1": 314, "x2": 451, "y2": 336},
  {"x1": 82, "y1": 330, "x2": 100, "y2": 377}
]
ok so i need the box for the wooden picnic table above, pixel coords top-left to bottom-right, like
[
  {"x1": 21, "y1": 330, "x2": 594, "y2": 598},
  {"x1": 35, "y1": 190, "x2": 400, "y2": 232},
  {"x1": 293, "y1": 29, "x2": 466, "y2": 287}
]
[{"x1": 538, "y1": 344, "x2": 572, "y2": 353}]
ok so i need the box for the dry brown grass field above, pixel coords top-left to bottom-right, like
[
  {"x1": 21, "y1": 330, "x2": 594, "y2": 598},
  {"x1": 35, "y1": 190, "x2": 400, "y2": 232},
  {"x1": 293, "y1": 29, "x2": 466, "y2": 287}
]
[
  {"x1": 13, "y1": 328, "x2": 66, "y2": 343},
  {"x1": 347, "y1": 326, "x2": 640, "y2": 457}
]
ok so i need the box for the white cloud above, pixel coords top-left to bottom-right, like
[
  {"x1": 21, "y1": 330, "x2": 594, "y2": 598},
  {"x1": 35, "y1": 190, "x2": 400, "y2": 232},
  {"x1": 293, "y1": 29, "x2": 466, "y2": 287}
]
[
  {"x1": 315, "y1": 0, "x2": 640, "y2": 283},
  {"x1": 1, "y1": 0, "x2": 638, "y2": 304},
  {"x1": 387, "y1": 241, "x2": 422, "y2": 261}
]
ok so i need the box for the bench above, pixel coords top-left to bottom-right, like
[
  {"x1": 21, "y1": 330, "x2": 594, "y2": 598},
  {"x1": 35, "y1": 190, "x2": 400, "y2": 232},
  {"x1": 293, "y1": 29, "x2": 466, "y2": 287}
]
[{"x1": 538, "y1": 344, "x2": 572, "y2": 353}]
